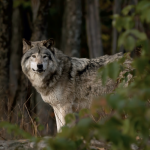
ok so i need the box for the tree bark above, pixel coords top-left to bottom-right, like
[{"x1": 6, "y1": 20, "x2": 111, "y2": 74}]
[
  {"x1": 85, "y1": 0, "x2": 103, "y2": 58},
  {"x1": 9, "y1": 7, "x2": 23, "y2": 110},
  {"x1": 61, "y1": 0, "x2": 82, "y2": 57},
  {"x1": 5, "y1": 6, "x2": 34, "y2": 137},
  {"x1": 31, "y1": 0, "x2": 51, "y2": 41},
  {"x1": 0, "y1": 0, "x2": 12, "y2": 121},
  {"x1": 31, "y1": 0, "x2": 56, "y2": 136}
]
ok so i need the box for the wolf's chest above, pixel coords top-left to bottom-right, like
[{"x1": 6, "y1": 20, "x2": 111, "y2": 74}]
[
  {"x1": 29, "y1": 73, "x2": 44, "y2": 87},
  {"x1": 40, "y1": 85, "x2": 65, "y2": 106}
]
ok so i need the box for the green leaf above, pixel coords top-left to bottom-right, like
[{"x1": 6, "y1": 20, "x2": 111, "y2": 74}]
[
  {"x1": 118, "y1": 29, "x2": 146, "y2": 50},
  {"x1": 79, "y1": 109, "x2": 90, "y2": 118},
  {"x1": 124, "y1": 35, "x2": 136, "y2": 51},
  {"x1": 134, "y1": 58, "x2": 149, "y2": 73},
  {"x1": 113, "y1": 16, "x2": 134, "y2": 31},
  {"x1": 136, "y1": 1, "x2": 150, "y2": 12},
  {"x1": 130, "y1": 29, "x2": 147, "y2": 40},
  {"x1": 108, "y1": 62, "x2": 120, "y2": 80},
  {"x1": 122, "y1": 5, "x2": 135, "y2": 15},
  {"x1": 118, "y1": 33, "x2": 126, "y2": 47},
  {"x1": 65, "y1": 114, "x2": 75, "y2": 124}
]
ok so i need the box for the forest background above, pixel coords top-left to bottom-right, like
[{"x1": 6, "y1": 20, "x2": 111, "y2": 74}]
[
  {"x1": 0, "y1": 1, "x2": 150, "y2": 148},
  {"x1": 0, "y1": 0, "x2": 122, "y2": 137}
]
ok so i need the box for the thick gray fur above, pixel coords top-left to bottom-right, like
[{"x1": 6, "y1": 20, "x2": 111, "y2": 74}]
[{"x1": 21, "y1": 40, "x2": 127, "y2": 131}]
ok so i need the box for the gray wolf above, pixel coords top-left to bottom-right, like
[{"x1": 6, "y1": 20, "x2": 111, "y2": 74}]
[{"x1": 21, "y1": 39, "x2": 129, "y2": 132}]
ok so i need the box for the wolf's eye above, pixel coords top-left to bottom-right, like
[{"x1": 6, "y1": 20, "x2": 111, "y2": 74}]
[
  {"x1": 43, "y1": 56, "x2": 47, "y2": 58},
  {"x1": 32, "y1": 55, "x2": 36, "y2": 58}
]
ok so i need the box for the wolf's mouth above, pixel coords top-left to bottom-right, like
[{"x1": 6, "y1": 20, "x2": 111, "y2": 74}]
[{"x1": 32, "y1": 68, "x2": 45, "y2": 73}]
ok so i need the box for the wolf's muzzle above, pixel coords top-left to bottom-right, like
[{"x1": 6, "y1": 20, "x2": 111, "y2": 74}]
[
  {"x1": 32, "y1": 64, "x2": 45, "y2": 73},
  {"x1": 37, "y1": 64, "x2": 44, "y2": 73},
  {"x1": 37, "y1": 64, "x2": 43, "y2": 69}
]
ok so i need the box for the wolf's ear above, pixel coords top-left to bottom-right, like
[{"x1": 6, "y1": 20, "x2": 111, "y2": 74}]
[
  {"x1": 43, "y1": 38, "x2": 54, "y2": 49},
  {"x1": 23, "y1": 39, "x2": 31, "y2": 54}
]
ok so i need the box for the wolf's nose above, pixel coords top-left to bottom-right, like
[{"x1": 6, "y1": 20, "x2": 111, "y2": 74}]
[{"x1": 37, "y1": 64, "x2": 43, "y2": 69}]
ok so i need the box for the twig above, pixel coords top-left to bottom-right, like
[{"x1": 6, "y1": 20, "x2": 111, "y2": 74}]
[{"x1": 24, "y1": 104, "x2": 39, "y2": 137}]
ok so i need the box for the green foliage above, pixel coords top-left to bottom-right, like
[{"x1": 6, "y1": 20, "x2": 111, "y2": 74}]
[
  {"x1": 118, "y1": 29, "x2": 147, "y2": 50},
  {"x1": 0, "y1": 122, "x2": 32, "y2": 139},
  {"x1": 113, "y1": 1, "x2": 149, "y2": 52},
  {"x1": 118, "y1": 29, "x2": 146, "y2": 50},
  {"x1": 13, "y1": 0, "x2": 31, "y2": 8},
  {"x1": 122, "y1": 5, "x2": 135, "y2": 15},
  {"x1": 100, "y1": 61, "x2": 120, "y2": 85},
  {"x1": 136, "y1": 1, "x2": 150, "y2": 23}
]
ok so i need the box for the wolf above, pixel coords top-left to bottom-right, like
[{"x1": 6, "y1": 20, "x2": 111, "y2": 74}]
[{"x1": 21, "y1": 39, "x2": 131, "y2": 132}]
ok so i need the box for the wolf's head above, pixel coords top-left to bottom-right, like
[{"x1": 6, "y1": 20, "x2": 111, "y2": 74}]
[{"x1": 21, "y1": 39, "x2": 58, "y2": 77}]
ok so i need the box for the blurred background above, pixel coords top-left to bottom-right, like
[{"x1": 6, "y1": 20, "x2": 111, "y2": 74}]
[{"x1": 0, "y1": 0, "x2": 141, "y2": 139}]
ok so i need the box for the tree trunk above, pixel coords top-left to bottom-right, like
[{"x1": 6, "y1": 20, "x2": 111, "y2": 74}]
[
  {"x1": 85, "y1": 0, "x2": 103, "y2": 58},
  {"x1": 31, "y1": 0, "x2": 56, "y2": 136},
  {"x1": 31, "y1": 0, "x2": 51, "y2": 41},
  {"x1": 7, "y1": 6, "x2": 34, "y2": 137},
  {"x1": 112, "y1": 0, "x2": 122, "y2": 54},
  {"x1": 9, "y1": 6, "x2": 23, "y2": 111},
  {"x1": 0, "y1": 0, "x2": 12, "y2": 121},
  {"x1": 61, "y1": 0, "x2": 82, "y2": 57}
]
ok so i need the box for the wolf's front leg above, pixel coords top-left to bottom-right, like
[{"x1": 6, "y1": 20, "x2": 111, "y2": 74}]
[{"x1": 53, "y1": 103, "x2": 73, "y2": 132}]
